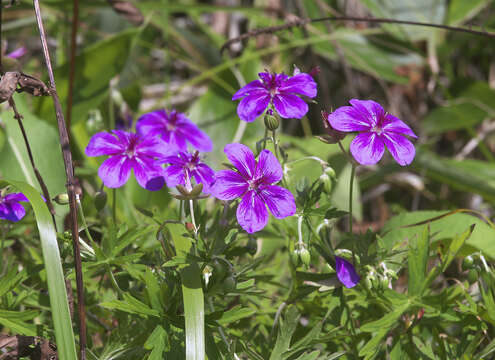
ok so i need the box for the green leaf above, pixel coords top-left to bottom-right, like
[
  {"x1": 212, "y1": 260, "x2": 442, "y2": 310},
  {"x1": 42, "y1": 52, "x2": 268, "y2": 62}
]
[
  {"x1": 36, "y1": 29, "x2": 138, "y2": 125},
  {"x1": 100, "y1": 293, "x2": 160, "y2": 318},
  {"x1": 293, "y1": 351, "x2": 320, "y2": 360},
  {"x1": 144, "y1": 325, "x2": 169, "y2": 359},
  {"x1": 216, "y1": 305, "x2": 255, "y2": 325},
  {"x1": 359, "y1": 0, "x2": 446, "y2": 41},
  {"x1": 448, "y1": 0, "x2": 492, "y2": 25},
  {"x1": 1, "y1": 179, "x2": 77, "y2": 360},
  {"x1": 381, "y1": 211, "x2": 495, "y2": 259},
  {"x1": 441, "y1": 225, "x2": 474, "y2": 272},
  {"x1": 412, "y1": 336, "x2": 437, "y2": 359},
  {"x1": 167, "y1": 223, "x2": 205, "y2": 360},
  {"x1": 0, "y1": 267, "x2": 28, "y2": 298},
  {"x1": 360, "y1": 301, "x2": 410, "y2": 333},
  {"x1": 270, "y1": 305, "x2": 300, "y2": 360},
  {"x1": 408, "y1": 226, "x2": 430, "y2": 297}
]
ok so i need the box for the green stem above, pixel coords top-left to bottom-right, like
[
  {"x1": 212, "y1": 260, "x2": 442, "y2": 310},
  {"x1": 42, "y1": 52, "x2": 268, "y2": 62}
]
[
  {"x1": 189, "y1": 199, "x2": 197, "y2": 233},
  {"x1": 262, "y1": 127, "x2": 268, "y2": 150},
  {"x1": 112, "y1": 188, "x2": 117, "y2": 224},
  {"x1": 76, "y1": 196, "x2": 95, "y2": 245},
  {"x1": 349, "y1": 164, "x2": 356, "y2": 234}
]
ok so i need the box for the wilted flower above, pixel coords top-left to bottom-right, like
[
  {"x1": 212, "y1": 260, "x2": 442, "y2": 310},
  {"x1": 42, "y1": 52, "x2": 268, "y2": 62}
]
[
  {"x1": 232, "y1": 70, "x2": 317, "y2": 122},
  {"x1": 327, "y1": 99, "x2": 417, "y2": 166},
  {"x1": 0, "y1": 192, "x2": 29, "y2": 222},
  {"x1": 162, "y1": 151, "x2": 215, "y2": 193},
  {"x1": 335, "y1": 256, "x2": 360, "y2": 288},
  {"x1": 85, "y1": 130, "x2": 168, "y2": 190},
  {"x1": 136, "y1": 109, "x2": 212, "y2": 153},
  {"x1": 211, "y1": 143, "x2": 296, "y2": 233}
]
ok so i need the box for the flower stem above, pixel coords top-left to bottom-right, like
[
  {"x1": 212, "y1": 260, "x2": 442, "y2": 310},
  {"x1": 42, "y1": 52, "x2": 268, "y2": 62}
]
[
  {"x1": 112, "y1": 188, "x2": 117, "y2": 224},
  {"x1": 232, "y1": 119, "x2": 247, "y2": 143},
  {"x1": 262, "y1": 127, "x2": 268, "y2": 150},
  {"x1": 349, "y1": 164, "x2": 356, "y2": 234},
  {"x1": 297, "y1": 215, "x2": 304, "y2": 247},
  {"x1": 189, "y1": 199, "x2": 197, "y2": 233},
  {"x1": 76, "y1": 195, "x2": 95, "y2": 245}
]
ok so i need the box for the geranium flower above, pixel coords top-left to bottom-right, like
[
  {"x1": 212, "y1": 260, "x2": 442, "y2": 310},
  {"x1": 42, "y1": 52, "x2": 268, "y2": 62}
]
[
  {"x1": 211, "y1": 143, "x2": 296, "y2": 233},
  {"x1": 162, "y1": 151, "x2": 215, "y2": 193},
  {"x1": 232, "y1": 70, "x2": 317, "y2": 122},
  {"x1": 335, "y1": 256, "x2": 360, "y2": 288},
  {"x1": 6, "y1": 47, "x2": 27, "y2": 59},
  {"x1": 327, "y1": 99, "x2": 417, "y2": 166},
  {"x1": 85, "y1": 130, "x2": 168, "y2": 190},
  {"x1": 0, "y1": 192, "x2": 29, "y2": 222},
  {"x1": 136, "y1": 109, "x2": 212, "y2": 153}
]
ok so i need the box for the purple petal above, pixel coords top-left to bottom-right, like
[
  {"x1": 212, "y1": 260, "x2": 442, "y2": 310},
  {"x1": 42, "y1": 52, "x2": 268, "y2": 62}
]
[
  {"x1": 136, "y1": 137, "x2": 172, "y2": 159},
  {"x1": 136, "y1": 110, "x2": 167, "y2": 138},
  {"x1": 383, "y1": 114, "x2": 417, "y2": 138},
  {"x1": 211, "y1": 170, "x2": 248, "y2": 200},
  {"x1": 6, "y1": 47, "x2": 27, "y2": 59},
  {"x1": 112, "y1": 130, "x2": 134, "y2": 147},
  {"x1": 164, "y1": 165, "x2": 185, "y2": 188},
  {"x1": 4, "y1": 193, "x2": 28, "y2": 203},
  {"x1": 272, "y1": 93, "x2": 308, "y2": 119},
  {"x1": 132, "y1": 157, "x2": 166, "y2": 191},
  {"x1": 236, "y1": 191, "x2": 269, "y2": 233},
  {"x1": 167, "y1": 131, "x2": 188, "y2": 153},
  {"x1": 335, "y1": 256, "x2": 360, "y2": 288},
  {"x1": 85, "y1": 132, "x2": 124, "y2": 157},
  {"x1": 259, "y1": 185, "x2": 296, "y2": 219},
  {"x1": 237, "y1": 92, "x2": 270, "y2": 122},
  {"x1": 224, "y1": 143, "x2": 256, "y2": 179},
  {"x1": 255, "y1": 149, "x2": 282, "y2": 184},
  {"x1": 232, "y1": 79, "x2": 265, "y2": 100},
  {"x1": 382, "y1": 133, "x2": 416, "y2": 166},
  {"x1": 350, "y1": 132, "x2": 385, "y2": 165},
  {"x1": 349, "y1": 99, "x2": 385, "y2": 127},
  {"x1": 258, "y1": 72, "x2": 273, "y2": 84},
  {"x1": 278, "y1": 73, "x2": 317, "y2": 98},
  {"x1": 193, "y1": 163, "x2": 215, "y2": 193},
  {"x1": 327, "y1": 106, "x2": 372, "y2": 133},
  {"x1": 98, "y1": 155, "x2": 132, "y2": 188},
  {"x1": 0, "y1": 202, "x2": 26, "y2": 222},
  {"x1": 176, "y1": 121, "x2": 213, "y2": 152}
]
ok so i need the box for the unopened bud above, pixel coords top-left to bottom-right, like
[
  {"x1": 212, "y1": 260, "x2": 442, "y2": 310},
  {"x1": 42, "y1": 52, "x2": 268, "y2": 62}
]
[
  {"x1": 246, "y1": 237, "x2": 257, "y2": 255},
  {"x1": 467, "y1": 269, "x2": 478, "y2": 284},
  {"x1": 319, "y1": 173, "x2": 332, "y2": 194},
  {"x1": 291, "y1": 248, "x2": 301, "y2": 266},
  {"x1": 94, "y1": 190, "x2": 107, "y2": 210},
  {"x1": 299, "y1": 247, "x2": 311, "y2": 267},
  {"x1": 462, "y1": 255, "x2": 475, "y2": 271},
  {"x1": 222, "y1": 276, "x2": 237, "y2": 293},
  {"x1": 53, "y1": 193, "x2": 69, "y2": 205},
  {"x1": 264, "y1": 114, "x2": 280, "y2": 131}
]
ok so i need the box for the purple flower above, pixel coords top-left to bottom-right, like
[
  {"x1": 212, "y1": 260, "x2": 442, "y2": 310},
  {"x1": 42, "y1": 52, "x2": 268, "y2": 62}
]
[
  {"x1": 85, "y1": 130, "x2": 169, "y2": 191},
  {"x1": 0, "y1": 192, "x2": 29, "y2": 222},
  {"x1": 335, "y1": 256, "x2": 360, "y2": 289},
  {"x1": 211, "y1": 143, "x2": 296, "y2": 233},
  {"x1": 232, "y1": 70, "x2": 317, "y2": 122},
  {"x1": 6, "y1": 47, "x2": 27, "y2": 59},
  {"x1": 162, "y1": 151, "x2": 215, "y2": 193},
  {"x1": 327, "y1": 99, "x2": 417, "y2": 166},
  {"x1": 136, "y1": 109, "x2": 212, "y2": 153}
]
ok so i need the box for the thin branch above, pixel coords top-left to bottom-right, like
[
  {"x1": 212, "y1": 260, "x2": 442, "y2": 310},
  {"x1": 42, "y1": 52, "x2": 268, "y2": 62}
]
[
  {"x1": 32, "y1": 1, "x2": 86, "y2": 359},
  {"x1": 8, "y1": 97, "x2": 58, "y2": 230},
  {"x1": 220, "y1": 15, "x2": 495, "y2": 52},
  {"x1": 66, "y1": 0, "x2": 79, "y2": 129}
]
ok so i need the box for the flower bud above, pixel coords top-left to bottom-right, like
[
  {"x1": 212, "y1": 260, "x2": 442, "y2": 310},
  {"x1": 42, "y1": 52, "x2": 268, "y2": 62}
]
[
  {"x1": 299, "y1": 247, "x2": 311, "y2": 267},
  {"x1": 291, "y1": 248, "x2": 301, "y2": 266},
  {"x1": 319, "y1": 173, "x2": 332, "y2": 194},
  {"x1": 222, "y1": 276, "x2": 237, "y2": 293},
  {"x1": 467, "y1": 269, "x2": 478, "y2": 284},
  {"x1": 462, "y1": 255, "x2": 476, "y2": 271},
  {"x1": 53, "y1": 193, "x2": 69, "y2": 205},
  {"x1": 94, "y1": 190, "x2": 107, "y2": 210},
  {"x1": 264, "y1": 114, "x2": 280, "y2": 131},
  {"x1": 246, "y1": 237, "x2": 257, "y2": 255}
]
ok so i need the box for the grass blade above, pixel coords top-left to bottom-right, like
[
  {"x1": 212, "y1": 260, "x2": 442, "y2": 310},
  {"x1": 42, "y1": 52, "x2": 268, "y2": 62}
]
[
  {"x1": 2, "y1": 179, "x2": 78, "y2": 360},
  {"x1": 168, "y1": 223, "x2": 205, "y2": 360}
]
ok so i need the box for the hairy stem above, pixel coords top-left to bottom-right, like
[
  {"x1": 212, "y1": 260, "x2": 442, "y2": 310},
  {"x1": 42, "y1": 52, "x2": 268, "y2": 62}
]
[
  {"x1": 348, "y1": 164, "x2": 355, "y2": 234},
  {"x1": 66, "y1": 0, "x2": 79, "y2": 129},
  {"x1": 32, "y1": 1, "x2": 86, "y2": 358},
  {"x1": 8, "y1": 97, "x2": 58, "y2": 230},
  {"x1": 221, "y1": 15, "x2": 495, "y2": 52}
]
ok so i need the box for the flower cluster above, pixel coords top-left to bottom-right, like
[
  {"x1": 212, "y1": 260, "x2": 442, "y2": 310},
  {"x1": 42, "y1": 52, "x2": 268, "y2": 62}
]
[
  {"x1": 0, "y1": 192, "x2": 29, "y2": 222},
  {"x1": 81, "y1": 67, "x2": 418, "y2": 290}
]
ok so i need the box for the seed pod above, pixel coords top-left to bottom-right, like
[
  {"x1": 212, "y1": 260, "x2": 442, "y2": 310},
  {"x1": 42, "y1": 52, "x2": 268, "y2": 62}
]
[
  {"x1": 53, "y1": 193, "x2": 69, "y2": 205},
  {"x1": 246, "y1": 236, "x2": 257, "y2": 255},
  {"x1": 467, "y1": 269, "x2": 478, "y2": 284},
  {"x1": 291, "y1": 248, "x2": 301, "y2": 266},
  {"x1": 94, "y1": 190, "x2": 108, "y2": 210},
  {"x1": 0, "y1": 72, "x2": 20, "y2": 103},
  {"x1": 264, "y1": 114, "x2": 280, "y2": 131},
  {"x1": 319, "y1": 173, "x2": 332, "y2": 194}
]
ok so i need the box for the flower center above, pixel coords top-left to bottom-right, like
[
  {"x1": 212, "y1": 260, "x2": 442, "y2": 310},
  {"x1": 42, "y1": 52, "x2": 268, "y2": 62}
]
[
  {"x1": 372, "y1": 126, "x2": 383, "y2": 135},
  {"x1": 167, "y1": 111, "x2": 178, "y2": 131},
  {"x1": 125, "y1": 137, "x2": 138, "y2": 158},
  {"x1": 247, "y1": 177, "x2": 262, "y2": 191}
]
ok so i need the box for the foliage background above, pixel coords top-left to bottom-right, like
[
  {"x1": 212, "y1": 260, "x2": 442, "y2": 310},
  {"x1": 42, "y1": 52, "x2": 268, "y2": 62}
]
[{"x1": 1, "y1": 0, "x2": 495, "y2": 359}]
